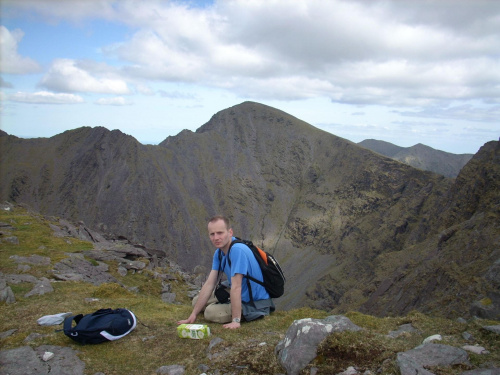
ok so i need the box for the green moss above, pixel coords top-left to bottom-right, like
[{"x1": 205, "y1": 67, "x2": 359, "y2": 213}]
[{"x1": 480, "y1": 297, "x2": 493, "y2": 306}]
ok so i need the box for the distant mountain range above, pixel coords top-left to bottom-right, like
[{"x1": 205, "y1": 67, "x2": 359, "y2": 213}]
[
  {"x1": 1, "y1": 101, "x2": 498, "y2": 319},
  {"x1": 358, "y1": 139, "x2": 473, "y2": 178}
]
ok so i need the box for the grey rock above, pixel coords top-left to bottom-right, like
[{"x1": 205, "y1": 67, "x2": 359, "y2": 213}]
[
  {"x1": 154, "y1": 272, "x2": 177, "y2": 281},
  {"x1": 50, "y1": 223, "x2": 72, "y2": 238},
  {"x1": 161, "y1": 292, "x2": 176, "y2": 304},
  {"x1": 156, "y1": 364, "x2": 185, "y2": 374},
  {"x1": 0, "y1": 220, "x2": 14, "y2": 228},
  {"x1": 397, "y1": 343, "x2": 470, "y2": 375},
  {"x1": 120, "y1": 259, "x2": 146, "y2": 270},
  {"x1": 10, "y1": 254, "x2": 51, "y2": 265},
  {"x1": 462, "y1": 331, "x2": 476, "y2": 342},
  {"x1": 470, "y1": 292, "x2": 500, "y2": 320},
  {"x1": 207, "y1": 337, "x2": 228, "y2": 360},
  {"x1": 388, "y1": 323, "x2": 417, "y2": 338},
  {"x1": 483, "y1": 325, "x2": 500, "y2": 334},
  {"x1": 83, "y1": 249, "x2": 126, "y2": 262},
  {"x1": 198, "y1": 364, "x2": 210, "y2": 372},
  {"x1": 24, "y1": 332, "x2": 47, "y2": 342},
  {"x1": 25, "y1": 277, "x2": 53, "y2": 297},
  {"x1": 5, "y1": 273, "x2": 39, "y2": 284},
  {"x1": 2, "y1": 236, "x2": 19, "y2": 244},
  {"x1": 0, "y1": 346, "x2": 47, "y2": 375},
  {"x1": 37, "y1": 345, "x2": 86, "y2": 375},
  {"x1": 0, "y1": 284, "x2": 15, "y2": 304},
  {"x1": 459, "y1": 369, "x2": 500, "y2": 374},
  {"x1": 275, "y1": 315, "x2": 362, "y2": 375},
  {"x1": 52, "y1": 219, "x2": 149, "y2": 260},
  {"x1": 0, "y1": 328, "x2": 17, "y2": 339},
  {"x1": 162, "y1": 282, "x2": 172, "y2": 293},
  {"x1": 117, "y1": 266, "x2": 128, "y2": 276},
  {"x1": 53, "y1": 254, "x2": 117, "y2": 285},
  {"x1": 17, "y1": 264, "x2": 31, "y2": 272}
]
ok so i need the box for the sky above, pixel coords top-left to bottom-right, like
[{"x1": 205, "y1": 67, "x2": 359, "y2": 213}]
[{"x1": 1, "y1": 0, "x2": 499, "y2": 155}]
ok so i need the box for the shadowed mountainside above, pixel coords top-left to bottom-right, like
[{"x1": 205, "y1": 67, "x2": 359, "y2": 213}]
[
  {"x1": 0, "y1": 101, "x2": 498, "y2": 318},
  {"x1": 358, "y1": 139, "x2": 473, "y2": 178}
]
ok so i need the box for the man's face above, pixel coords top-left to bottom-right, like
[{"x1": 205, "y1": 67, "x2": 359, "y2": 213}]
[{"x1": 208, "y1": 219, "x2": 233, "y2": 251}]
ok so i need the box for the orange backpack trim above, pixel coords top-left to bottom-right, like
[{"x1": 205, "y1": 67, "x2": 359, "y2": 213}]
[{"x1": 256, "y1": 247, "x2": 268, "y2": 265}]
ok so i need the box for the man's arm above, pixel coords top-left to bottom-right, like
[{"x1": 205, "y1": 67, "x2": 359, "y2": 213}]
[
  {"x1": 177, "y1": 269, "x2": 218, "y2": 324},
  {"x1": 223, "y1": 273, "x2": 243, "y2": 329}
]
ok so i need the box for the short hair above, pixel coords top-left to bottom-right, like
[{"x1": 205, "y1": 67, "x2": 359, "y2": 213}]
[{"x1": 208, "y1": 215, "x2": 230, "y2": 229}]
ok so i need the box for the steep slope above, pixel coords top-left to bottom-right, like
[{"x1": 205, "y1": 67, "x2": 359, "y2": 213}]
[
  {"x1": 0, "y1": 102, "x2": 497, "y2": 318},
  {"x1": 358, "y1": 139, "x2": 404, "y2": 157},
  {"x1": 358, "y1": 139, "x2": 473, "y2": 177},
  {"x1": 350, "y1": 141, "x2": 500, "y2": 318}
]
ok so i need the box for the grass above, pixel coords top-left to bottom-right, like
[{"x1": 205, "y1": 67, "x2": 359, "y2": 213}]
[{"x1": 1, "y1": 205, "x2": 499, "y2": 374}]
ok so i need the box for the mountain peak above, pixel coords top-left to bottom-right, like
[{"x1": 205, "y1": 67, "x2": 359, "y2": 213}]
[{"x1": 359, "y1": 139, "x2": 473, "y2": 177}]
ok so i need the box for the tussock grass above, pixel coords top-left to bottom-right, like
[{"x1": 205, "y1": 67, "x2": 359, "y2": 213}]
[{"x1": 1, "y1": 206, "x2": 498, "y2": 374}]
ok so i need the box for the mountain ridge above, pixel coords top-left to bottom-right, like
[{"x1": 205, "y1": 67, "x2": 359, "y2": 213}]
[
  {"x1": 358, "y1": 139, "x2": 473, "y2": 177},
  {"x1": 0, "y1": 101, "x2": 498, "y2": 319}
]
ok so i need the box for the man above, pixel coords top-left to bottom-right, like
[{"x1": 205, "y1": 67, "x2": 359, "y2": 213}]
[{"x1": 177, "y1": 216, "x2": 275, "y2": 329}]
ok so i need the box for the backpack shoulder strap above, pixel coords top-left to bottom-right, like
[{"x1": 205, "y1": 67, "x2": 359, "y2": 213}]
[
  {"x1": 226, "y1": 237, "x2": 244, "y2": 266},
  {"x1": 63, "y1": 314, "x2": 82, "y2": 335}
]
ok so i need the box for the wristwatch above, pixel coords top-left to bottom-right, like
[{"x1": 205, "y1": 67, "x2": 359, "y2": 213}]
[{"x1": 232, "y1": 318, "x2": 241, "y2": 323}]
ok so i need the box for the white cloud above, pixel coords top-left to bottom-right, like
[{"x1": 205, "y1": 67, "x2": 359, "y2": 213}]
[
  {"x1": 396, "y1": 104, "x2": 500, "y2": 123},
  {"x1": 40, "y1": 59, "x2": 130, "y2": 94},
  {"x1": 8, "y1": 91, "x2": 84, "y2": 104},
  {"x1": 99, "y1": 0, "x2": 500, "y2": 108},
  {"x1": 0, "y1": 77, "x2": 13, "y2": 88},
  {"x1": 5, "y1": 1, "x2": 499, "y2": 109},
  {"x1": 0, "y1": 0, "x2": 117, "y2": 23},
  {"x1": 94, "y1": 96, "x2": 132, "y2": 106},
  {"x1": 0, "y1": 26, "x2": 41, "y2": 74}
]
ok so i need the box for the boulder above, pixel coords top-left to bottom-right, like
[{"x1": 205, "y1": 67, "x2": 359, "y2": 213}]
[
  {"x1": 0, "y1": 345, "x2": 85, "y2": 375},
  {"x1": 25, "y1": 277, "x2": 53, "y2": 297},
  {"x1": 470, "y1": 292, "x2": 500, "y2": 320},
  {"x1": 156, "y1": 364, "x2": 185, "y2": 375},
  {"x1": 0, "y1": 277, "x2": 15, "y2": 304},
  {"x1": 387, "y1": 323, "x2": 418, "y2": 338},
  {"x1": 483, "y1": 325, "x2": 500, "y2": 335},
  {"x1": 275, "y1": 315, "x2": 362, "y2": 375},
  {"x1": 397, "y1": 343, "x2": 470, "y2": 375}
]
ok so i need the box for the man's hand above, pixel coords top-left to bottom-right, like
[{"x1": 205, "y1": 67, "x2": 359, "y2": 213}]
[
  {"x1": 223, "y1": 321, "x2": 241, "y2": 329},
  {"x1": 177, "y1": 314, "x2": 196, "y2": 325}
]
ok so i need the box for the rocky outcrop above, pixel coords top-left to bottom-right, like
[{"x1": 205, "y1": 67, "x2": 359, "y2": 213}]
[
  {"x1": 275, "y1": 317, "x2": 499, "y2": 375},
  {"x1": 275, "y1": 316, "x2": 362, "y2": 375},
  {"x1": 397, "y1": 343, "x2": 470, "y2": 375}
]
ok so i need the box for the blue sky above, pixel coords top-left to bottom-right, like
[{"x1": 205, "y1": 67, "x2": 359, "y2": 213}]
[{"x1": 1, "y1": 0, "x2": 499, "y2": 154}]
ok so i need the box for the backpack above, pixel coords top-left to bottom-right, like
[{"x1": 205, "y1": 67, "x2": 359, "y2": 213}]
[
  {"x1": 221, "y1": 237, "x2": 286, "y2": 301},
  {"x1": 63, "y1": 308, "x2": 136, "y2": 344}
]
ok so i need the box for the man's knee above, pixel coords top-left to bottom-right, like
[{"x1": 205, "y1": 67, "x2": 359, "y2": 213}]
[
  {"x1": 204, "y1": 303, "x2": 231, "y2": 323},
  {"x1": 192, "y1": 293, "x2": 218, "y2": 311}
]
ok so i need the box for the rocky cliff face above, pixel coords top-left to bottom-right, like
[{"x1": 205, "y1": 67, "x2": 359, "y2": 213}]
[
  {"x1": 0, "y1": 101, "x2": 498, "y2": 318},
  {"x1": 354, "y1": 141, "x2": 500, "y2": 319}
]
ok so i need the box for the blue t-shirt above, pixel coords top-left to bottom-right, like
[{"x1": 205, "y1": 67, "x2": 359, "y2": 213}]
[{"x1": 212, "y1": 238, "x2": 270, "y2": 303}]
